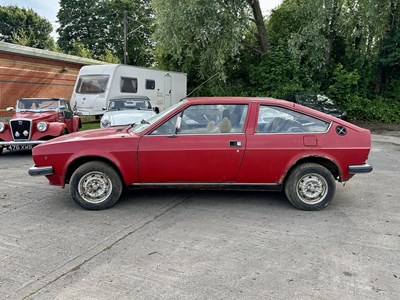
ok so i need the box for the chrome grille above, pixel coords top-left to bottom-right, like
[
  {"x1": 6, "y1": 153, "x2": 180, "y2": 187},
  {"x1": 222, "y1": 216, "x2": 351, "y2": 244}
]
[{"x1": 10, "y1": 119, "x2": 32, "y2": 141}]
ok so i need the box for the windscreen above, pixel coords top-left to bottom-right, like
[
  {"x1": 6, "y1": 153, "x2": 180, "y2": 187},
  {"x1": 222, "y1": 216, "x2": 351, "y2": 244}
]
[
  {"x1": 75, "y1": 75, "x2": 109, "y2": 94},
  {"x1": 16, "y1": 99, "x2": 59, "y2": 112}
]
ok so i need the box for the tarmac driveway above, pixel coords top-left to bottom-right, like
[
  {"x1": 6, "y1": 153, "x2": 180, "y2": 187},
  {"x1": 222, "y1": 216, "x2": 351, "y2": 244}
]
[{"x1": 0, "y1": 133, "x2": 399, "y2": 299}]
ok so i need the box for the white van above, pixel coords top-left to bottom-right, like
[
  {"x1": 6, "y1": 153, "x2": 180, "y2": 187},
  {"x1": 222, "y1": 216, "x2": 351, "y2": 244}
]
[{"x1": 70, "y1": 64, "x2": 187, "y2": 116}]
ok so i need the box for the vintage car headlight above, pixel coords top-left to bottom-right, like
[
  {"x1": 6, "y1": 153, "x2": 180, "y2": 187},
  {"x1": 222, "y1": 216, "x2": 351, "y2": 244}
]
[
  {"x1": 101, "y1": 119, "x2": 111, "y2": 128},
  {"x1": 37, "y1": 121, "x2": 48, "y2": 132},
  {"x1": 0, "y1": 122, "x2": 5, "y2": 133}
]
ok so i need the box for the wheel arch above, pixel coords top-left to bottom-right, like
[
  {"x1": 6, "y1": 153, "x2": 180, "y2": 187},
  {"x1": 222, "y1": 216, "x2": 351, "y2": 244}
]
[
  {"x1": 282, "y1": 156, "x2": 341, "y2": 186},
  {"x1": 64, "y1": 156, "x2": 124, "y2": 186}
]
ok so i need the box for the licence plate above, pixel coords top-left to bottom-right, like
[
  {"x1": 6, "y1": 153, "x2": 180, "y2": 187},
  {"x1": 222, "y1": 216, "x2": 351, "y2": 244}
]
[{"x1": 7, "y1": 144, "x2": 33, "y2": 151}]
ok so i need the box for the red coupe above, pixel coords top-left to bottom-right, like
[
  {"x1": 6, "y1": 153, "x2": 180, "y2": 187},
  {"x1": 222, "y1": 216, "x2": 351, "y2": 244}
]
[
  {"x1": 29, "y1": 97, "x2": 372, "y2": 210},
  {"x1": 0, "y1": 98, "x2": 81, "y2": 155}
]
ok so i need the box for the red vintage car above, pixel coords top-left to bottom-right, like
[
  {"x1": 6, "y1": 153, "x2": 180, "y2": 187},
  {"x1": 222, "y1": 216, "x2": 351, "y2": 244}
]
[
  {"x1": 0, "y1": 98, "x2": 81, "y2": 155},
  {"x1": 29, "y1": 97, "x2": 372, "y2": 211}
]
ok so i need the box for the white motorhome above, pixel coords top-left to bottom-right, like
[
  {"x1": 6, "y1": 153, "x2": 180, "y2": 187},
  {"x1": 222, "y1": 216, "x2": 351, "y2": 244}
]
[{"x1": 70, "y1": 64, "x2": 187, "y2": 116}]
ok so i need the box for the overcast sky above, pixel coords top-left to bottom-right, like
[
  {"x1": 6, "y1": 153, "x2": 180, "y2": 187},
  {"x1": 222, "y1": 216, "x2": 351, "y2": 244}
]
[{"x1": 0, "y1": 0, "x2": 283, "y2": 38}]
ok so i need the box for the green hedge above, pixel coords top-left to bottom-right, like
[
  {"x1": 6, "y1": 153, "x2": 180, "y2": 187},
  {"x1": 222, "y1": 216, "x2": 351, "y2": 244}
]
[{"x1": 344, "y1": 96, "x2": 400, "y2": 123}]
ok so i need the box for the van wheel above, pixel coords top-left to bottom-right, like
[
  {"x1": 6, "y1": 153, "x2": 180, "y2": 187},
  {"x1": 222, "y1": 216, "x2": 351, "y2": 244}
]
[
  {"x1": 70, "y1": 161, "x2": 123, "y2": 210},
  {"x1": 285, "y1": 163, "x2": 336, "y2": 210}
]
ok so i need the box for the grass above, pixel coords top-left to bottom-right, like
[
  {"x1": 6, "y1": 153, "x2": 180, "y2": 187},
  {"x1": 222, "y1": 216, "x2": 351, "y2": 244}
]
[{"x1": 81, "y1": 120, "x2": 100, "y2": 131}]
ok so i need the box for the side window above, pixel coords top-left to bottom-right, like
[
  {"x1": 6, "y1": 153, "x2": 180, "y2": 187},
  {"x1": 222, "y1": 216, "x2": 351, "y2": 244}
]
[
  {"x1": 150, "y1": 114, "x2": 179, "y2": 135},
  {"x1": 120, "y1": 77, "x2": 137, "y2": 93},
  {"x1": 256, "y1": 105, "x2": 330, "y2": 134},
  {"x1": 179, "y1": 104, "x2": 248, "y2": 134},
  {"x1": 146, "y1": 79, "x2": 155, "y2": 90},
  {"x1": 150, "y1": 104, "x2": 249, "y2": 135}
]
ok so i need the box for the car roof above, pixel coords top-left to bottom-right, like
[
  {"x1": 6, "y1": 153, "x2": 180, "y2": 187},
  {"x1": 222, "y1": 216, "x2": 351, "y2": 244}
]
[
  {"x1": 185, "y1": 96, "x2": 293, "y2": 106},
  {"x1": 109, "y1": 96, "x2": 150, "y2": 101},
  {"x1": 185, "y1": 96, "x2": 337, "y2": 121}
]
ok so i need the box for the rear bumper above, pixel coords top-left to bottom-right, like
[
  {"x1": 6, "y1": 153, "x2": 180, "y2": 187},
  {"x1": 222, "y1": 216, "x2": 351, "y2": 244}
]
[
  {"x1": 348, "y1": 163, "x2": 373, "y2": 174},
  {"x1": 28, "y1": 165, "x2": 53, "y2": 176}
]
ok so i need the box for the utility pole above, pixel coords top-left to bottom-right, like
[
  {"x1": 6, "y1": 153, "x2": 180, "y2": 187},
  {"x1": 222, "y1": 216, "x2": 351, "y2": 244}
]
[{"x1": 123, "y1": 10, "x2": 128, "y2": 64}]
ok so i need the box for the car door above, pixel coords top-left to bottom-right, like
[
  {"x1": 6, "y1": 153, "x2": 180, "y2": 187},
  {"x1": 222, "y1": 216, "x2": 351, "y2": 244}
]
[{"x1": 137, "y1": 104, "x2": 249, "y2": 183}]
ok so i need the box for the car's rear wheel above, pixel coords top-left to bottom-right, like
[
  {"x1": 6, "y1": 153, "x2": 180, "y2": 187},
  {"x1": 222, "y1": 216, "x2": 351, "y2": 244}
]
[
  {"x1": 284, "y1": 163, "x2": 336, "y2": 210},
  {"x1": 70, "y1": 161, "x2": 123, "y2": 210}
]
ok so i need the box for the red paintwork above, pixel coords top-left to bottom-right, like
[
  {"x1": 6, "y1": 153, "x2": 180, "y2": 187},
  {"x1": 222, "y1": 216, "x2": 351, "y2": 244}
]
[
  {"x1": 0, "y1": 109, "x2": 80, "y2": 143},
  {"x1": 31, "y1": 97, "x2": 371, "y2": 188}
]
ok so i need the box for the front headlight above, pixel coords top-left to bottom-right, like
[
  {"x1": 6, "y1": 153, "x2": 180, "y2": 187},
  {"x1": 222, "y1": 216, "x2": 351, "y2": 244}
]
[
  {"x1": 0, "y1": 122, "x2": 5, "y2": 133},
  {"x1": 37, "y1": 121, "x2": 48, "y2": 132},
  {"x1": 101, "y1": 119, "x2": 111, "y2": 128}
]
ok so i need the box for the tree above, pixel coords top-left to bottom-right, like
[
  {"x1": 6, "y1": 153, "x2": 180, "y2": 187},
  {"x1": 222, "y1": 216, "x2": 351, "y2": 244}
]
[
  {"x1": 57, "y1": 0, "x2": 153, "y2": 66},
  {"x1": 373, "y1": 0, "x2": 400, "y2": 95},
  {"x1": 0, "y1": 5, "x2": 55, "y2": 50},
  {"x1": 152, "y1": 0, "x2": 269, "y2": 87}
]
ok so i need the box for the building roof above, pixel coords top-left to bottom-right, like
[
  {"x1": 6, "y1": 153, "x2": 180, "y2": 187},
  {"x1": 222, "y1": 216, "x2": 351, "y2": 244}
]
[{"x1": 0, "y1": 41, "x2": 105, "y2": 65}]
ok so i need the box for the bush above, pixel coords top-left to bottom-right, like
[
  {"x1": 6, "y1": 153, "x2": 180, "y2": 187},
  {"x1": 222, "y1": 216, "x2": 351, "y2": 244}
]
[{"x1": 345, "y1": 96, "x2": 400, "y2": 123}]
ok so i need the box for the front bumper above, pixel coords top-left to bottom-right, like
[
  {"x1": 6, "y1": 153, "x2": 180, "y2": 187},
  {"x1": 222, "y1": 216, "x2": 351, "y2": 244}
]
[
  {"x1": 28, "y1": 165, "x2": 54, "y2": 176},
  {"x1": 0, "y1": 140, "x2": 46, "y2": 146},
  {"x1": 348, "y1": 163, "x2": 373, "y2": 174}
]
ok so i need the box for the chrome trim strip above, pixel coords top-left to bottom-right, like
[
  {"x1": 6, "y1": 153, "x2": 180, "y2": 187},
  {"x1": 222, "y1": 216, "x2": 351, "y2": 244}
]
[
  {"x1": 130, "y1": 182, "x2": 279, "y2": 186},
  {"x1": 128, "y1": 182, "x2": 282, "y2": 191},
  {"x1": 0, "y1": 141, "x2": 46, "y2": 146}
]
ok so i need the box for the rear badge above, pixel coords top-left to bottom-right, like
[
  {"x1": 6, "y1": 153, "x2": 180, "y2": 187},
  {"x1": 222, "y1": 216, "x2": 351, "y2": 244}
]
[{"x1": 336, "y1": 126, "x2": 347, "y2": 136}]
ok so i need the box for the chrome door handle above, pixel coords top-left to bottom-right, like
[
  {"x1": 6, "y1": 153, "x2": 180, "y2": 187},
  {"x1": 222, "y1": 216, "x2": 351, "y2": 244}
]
[{"x1": 229, "y1": 141, "x2": 242, "y2": 147}]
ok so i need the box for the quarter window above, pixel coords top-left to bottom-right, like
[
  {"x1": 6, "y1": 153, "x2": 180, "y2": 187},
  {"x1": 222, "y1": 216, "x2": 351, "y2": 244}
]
[{"x1": 256, "y1": 105, "x2": 330, "y2": 134}]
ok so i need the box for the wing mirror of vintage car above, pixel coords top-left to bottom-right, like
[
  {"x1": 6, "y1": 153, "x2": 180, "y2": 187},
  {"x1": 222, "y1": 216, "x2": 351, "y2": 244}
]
[
  {"x1": 153, "y1": 106, "x2": 160, "y2": 114},
  {"x1": 6, "y1": 107, "x2": 14, "y2": 112}
]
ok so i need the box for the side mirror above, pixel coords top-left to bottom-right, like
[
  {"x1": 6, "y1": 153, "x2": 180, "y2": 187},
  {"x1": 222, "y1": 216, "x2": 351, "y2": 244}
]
[
  {"x1": 175, "y1": 116, "x2": 182, "y2": 134},
  {"x1": 102, "y1": 107, "x2": 106, "y2": 110},
  {"x1": 6, "y1": 107, "x2": 14, "y2": 112},
  {"x1": 154, "y1": 106, "x2": 160, "y2": 114}
]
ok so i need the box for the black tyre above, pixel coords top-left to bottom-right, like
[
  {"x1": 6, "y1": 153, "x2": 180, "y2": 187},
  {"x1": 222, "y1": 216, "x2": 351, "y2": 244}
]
[
  {"x1": 284, "y1": 163, "x2": 336, "y2": 210},
  {"x1": 70, "y1": 161, "x2": 123, "y2": 210}
]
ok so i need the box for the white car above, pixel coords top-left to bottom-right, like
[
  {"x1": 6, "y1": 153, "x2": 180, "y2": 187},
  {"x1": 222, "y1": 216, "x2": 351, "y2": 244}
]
[{"x1": 100, "y1": 96, "x2": 158, "y2": 128}]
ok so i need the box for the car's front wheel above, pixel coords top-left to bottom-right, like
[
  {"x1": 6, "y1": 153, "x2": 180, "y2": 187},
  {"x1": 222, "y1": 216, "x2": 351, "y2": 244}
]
[
  {"x1": 284, "y1": 163, "x2": 336, "y2": 210},
  {"x1": 70, "y1": 161, "x2": 123, "y2": 210}
]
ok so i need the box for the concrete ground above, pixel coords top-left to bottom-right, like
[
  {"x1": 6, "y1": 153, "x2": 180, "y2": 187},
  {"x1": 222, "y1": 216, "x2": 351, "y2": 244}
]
[{"x1": 0, "y1": 133, "x2": 399, "y2": 299}]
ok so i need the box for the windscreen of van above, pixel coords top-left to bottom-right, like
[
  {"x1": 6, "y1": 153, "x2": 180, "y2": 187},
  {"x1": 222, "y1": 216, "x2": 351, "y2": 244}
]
[{"x1": 76, "y1": 75, "x2": 109, "y2": 94}]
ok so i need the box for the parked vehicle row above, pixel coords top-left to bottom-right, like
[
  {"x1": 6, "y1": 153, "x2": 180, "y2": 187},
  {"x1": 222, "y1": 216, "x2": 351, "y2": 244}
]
[{"x1": 28, "y1": 97, "x2": 372, "y2": 211}]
